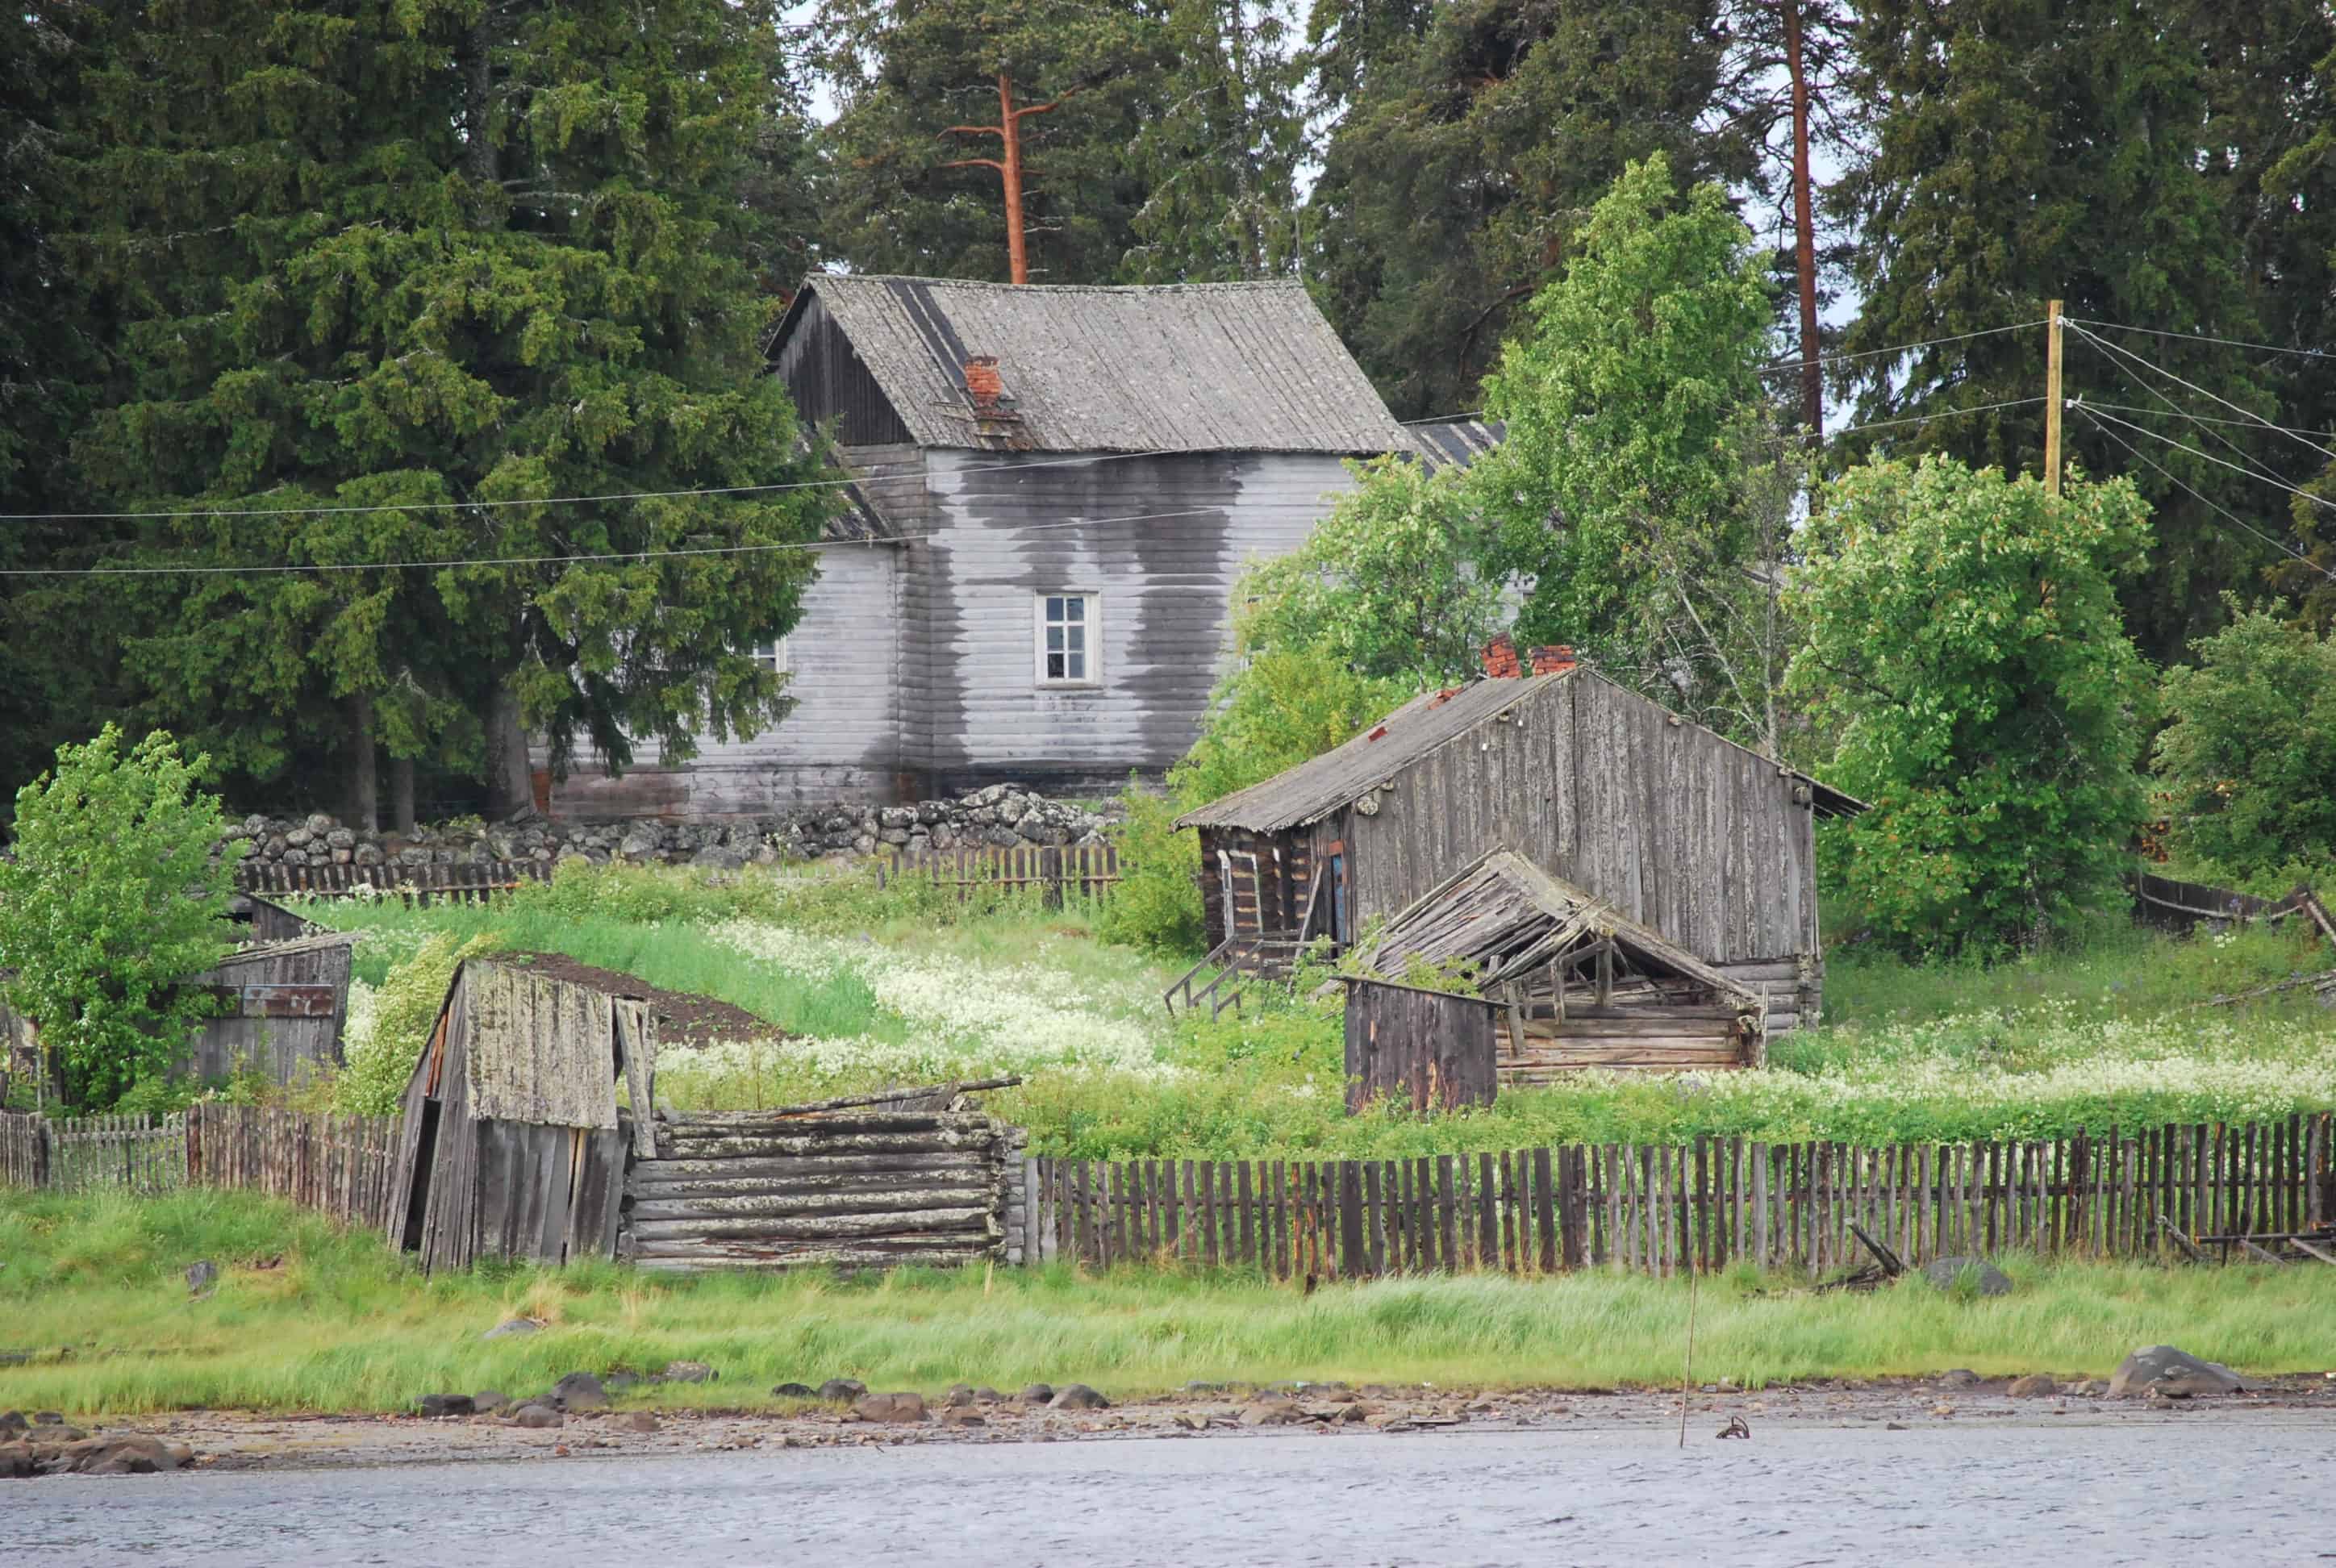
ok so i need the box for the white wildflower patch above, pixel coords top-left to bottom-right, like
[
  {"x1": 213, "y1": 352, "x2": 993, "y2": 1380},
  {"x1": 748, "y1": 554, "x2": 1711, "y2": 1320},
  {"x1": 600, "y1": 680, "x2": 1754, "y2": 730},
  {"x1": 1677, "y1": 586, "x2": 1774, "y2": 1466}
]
[{"x1": 650, "y1": 920, "x2": 1172, "y2": 1105}]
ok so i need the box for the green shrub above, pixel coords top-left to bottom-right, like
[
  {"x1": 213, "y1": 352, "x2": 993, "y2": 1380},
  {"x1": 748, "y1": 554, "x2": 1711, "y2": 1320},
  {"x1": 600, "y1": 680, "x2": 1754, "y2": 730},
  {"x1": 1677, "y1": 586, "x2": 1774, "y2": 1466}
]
[
  {"x1": 2152, "y1": 607, "x2": 2336, "y2": 885},
  {"x1": 333, "y1": 932, "x2": 497, "y2": 1116},
  {"x1": 1095, "y1": 785, "x2": 1204, "y2": 957},
  {"x1": 0, "y1": 727, "x2": 242, "y2": 1109}
]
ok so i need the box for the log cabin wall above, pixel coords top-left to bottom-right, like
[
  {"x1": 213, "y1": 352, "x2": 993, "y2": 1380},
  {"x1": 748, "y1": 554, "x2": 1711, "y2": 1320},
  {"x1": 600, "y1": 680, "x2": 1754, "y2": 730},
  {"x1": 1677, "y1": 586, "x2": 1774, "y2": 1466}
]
[
  {"x1": 619, "y1": 1106, "x2": 1012, "y2": 1271},
  {"x1": 184, "y1": 936, "x2": 355, "y2": 1086},
  {"x1": 1338, "y1": 674, "x2": 1825, "y2": 1021},
  {"x1": 1199, "y1": 826, "x2": 1315, "y2": 949}
]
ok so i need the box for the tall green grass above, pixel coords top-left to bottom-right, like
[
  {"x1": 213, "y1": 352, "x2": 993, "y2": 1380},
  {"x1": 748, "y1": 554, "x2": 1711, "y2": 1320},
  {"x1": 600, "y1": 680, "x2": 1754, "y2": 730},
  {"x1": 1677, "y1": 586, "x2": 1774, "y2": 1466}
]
[{"x1": 2, "y1": 1191, "x2": 2329, "y2": 1416}]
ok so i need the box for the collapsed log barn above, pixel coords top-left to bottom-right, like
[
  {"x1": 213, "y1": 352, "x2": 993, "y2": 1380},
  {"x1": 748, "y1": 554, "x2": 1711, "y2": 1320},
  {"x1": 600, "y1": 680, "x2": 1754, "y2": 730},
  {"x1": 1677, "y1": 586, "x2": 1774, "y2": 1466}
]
[
  {"x1": 1174, "y1": 642, "x2": 1863, "y2": 1028},
  {"x1": 387, "y1": 957, "x2": 654, "y2": 1273},
  {"x1": 1343, "y1": 849, "x2": 1768, "y2": 1110}
]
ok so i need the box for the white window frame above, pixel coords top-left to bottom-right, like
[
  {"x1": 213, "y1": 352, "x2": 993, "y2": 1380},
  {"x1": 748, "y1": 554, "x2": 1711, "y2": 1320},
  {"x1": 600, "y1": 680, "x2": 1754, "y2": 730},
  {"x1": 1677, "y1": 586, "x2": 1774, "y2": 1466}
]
[
  {"x1": 749, "y1": 636, "x2": 789, "y2": 675},
  {"x1": 1034, "y1": 591, "x2": 1099, "y2": 687}
]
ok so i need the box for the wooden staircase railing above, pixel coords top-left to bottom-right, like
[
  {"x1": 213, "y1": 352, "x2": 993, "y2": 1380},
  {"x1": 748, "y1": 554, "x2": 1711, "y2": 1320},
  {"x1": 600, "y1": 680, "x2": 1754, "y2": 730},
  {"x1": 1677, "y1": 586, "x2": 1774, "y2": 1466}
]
[{"x1": 1163, "y1": 932, "x2": 1309, "y2": 1020}]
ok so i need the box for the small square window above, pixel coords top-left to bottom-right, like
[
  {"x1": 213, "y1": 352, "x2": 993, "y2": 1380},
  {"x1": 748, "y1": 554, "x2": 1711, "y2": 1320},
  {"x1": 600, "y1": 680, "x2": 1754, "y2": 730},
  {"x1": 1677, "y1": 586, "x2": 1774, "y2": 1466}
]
[
  {"x1": 750, "y1": 638, "x2": 788, "y2": 674},
  {"x1": 1036, "y1": 593, "x2": 1097, "y2": 685}
]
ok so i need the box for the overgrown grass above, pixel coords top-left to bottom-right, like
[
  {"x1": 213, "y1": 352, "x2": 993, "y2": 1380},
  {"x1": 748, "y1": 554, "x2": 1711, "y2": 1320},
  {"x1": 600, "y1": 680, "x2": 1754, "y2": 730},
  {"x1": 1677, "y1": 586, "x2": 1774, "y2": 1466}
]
[{"x1": 5, "y1": 1191, "x2": 2331, "y2": 1416}]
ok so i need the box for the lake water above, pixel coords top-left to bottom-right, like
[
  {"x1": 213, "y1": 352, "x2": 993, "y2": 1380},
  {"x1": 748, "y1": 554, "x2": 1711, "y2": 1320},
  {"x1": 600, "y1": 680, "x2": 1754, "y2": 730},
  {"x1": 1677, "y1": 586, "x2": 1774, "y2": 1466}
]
[{"x1": 15, "y1": 1420, "x2": 2331, "y2": 1566}]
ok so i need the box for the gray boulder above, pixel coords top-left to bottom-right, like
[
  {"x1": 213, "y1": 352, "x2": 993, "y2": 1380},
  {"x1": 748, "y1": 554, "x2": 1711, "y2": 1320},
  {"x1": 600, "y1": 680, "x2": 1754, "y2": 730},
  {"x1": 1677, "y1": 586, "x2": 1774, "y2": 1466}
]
[
  {"x1": 770, "y1": 1383, "x2": 816, "y2": 1399},
  {"x1": 482, "y1": 1317, "x2": 543, "y2": 1341},
  {"x1": 472, "y1": 1391, "x2": 507, "y2": 1414},
  {"x1": 1017, "y1": 1383, "x2": 1054, "y2": 1405},
  {"x1": 818, "y1": 1378, "x2": 866, "y2": 1403},
  {"x1": 508, "y1": 1403, "x2": 564, "y2": 1429},
  {"x1": 550, "y1": 1372, "x2": 609, "y2": 1412},
  {"x1": 659, "y1": 1360, "x2": 715, "y2": 1384},
  {"x1": 1921, "y1": 1255, "x2": 2013, "y2": 1297},
  {"x1": 184, "y1": 1260, "x2": 218, "y2": 1297},
  {"x1": 1049, "y1": 1383, "x2": 1109, "y2": 1412},
  {"x1": 2108, "y1": 1345, "x2": 2243, "y2": 1399},
  {"x1": 851, "y1": 1391, "x2": 928, "y2": 1424},
  {"x1": 417, "y1": 1394, "x2": 474, "y2": 1418}
]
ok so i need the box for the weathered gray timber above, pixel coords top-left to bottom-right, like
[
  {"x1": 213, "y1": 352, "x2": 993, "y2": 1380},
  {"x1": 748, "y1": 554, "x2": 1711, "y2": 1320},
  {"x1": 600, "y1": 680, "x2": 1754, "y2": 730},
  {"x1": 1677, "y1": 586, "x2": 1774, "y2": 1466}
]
[
  {"x1": 2, "y1": 933, "x2": 355, "y2": 1096},
  {"x1": 1178, "y1": 662, "x2": 1862, "y2": 1028},
  {"x1": 1342, "y1": 978, "x2": 1501, "y2": 1111},
  {"x1": 548, "y1": 273, "x2": 1444, "y2": 815},
  {"x1": 387, "y1": 958, "x2": 652, "y2": 1273},
  {"x1": 619, "y1": 1093, "x2": 1017, "y2": 1272},
  {"x1": 1345, "y1": 850, "x2": 1767, "y2": 1090},
  {"x1": 185, "y1": 932, "x2": 357, "y2": 1086}
]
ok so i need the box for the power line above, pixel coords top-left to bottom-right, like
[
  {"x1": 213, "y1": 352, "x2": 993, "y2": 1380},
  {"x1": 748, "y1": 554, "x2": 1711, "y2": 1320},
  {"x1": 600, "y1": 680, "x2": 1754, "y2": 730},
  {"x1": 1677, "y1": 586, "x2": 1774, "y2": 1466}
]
[
  {"x1": 2070, "y1": 318, "x2": 2336, "y2": 365},
  {"x1": 2066, "y1": 323, "x2": 2336, "y2": 465},
  {"x1": 2071, "y1": 334, "x2": 2310, "y2": 498},
  {"x1": 2072, "y1": 404, "x2": 2335, "y2": 582},
  {"x1": 0, "y1": 448, "x2": 1179, "y2": 524},
  {"x1": 1754, "y1": 319, "x2": 2047, "y2": 378},
  {"x1": 1752, "y1": 395, "x2": 2047, "y2": 448},
  {"x1": 2077, "y1": 402, "x2": 2336, "y2": 519},
  {"x1": 0, "y1": 507, "x2": 1224, "y2": 578},
  {"x1": 2084, "y1": 401, "x2": 2336, "y2": 444}
]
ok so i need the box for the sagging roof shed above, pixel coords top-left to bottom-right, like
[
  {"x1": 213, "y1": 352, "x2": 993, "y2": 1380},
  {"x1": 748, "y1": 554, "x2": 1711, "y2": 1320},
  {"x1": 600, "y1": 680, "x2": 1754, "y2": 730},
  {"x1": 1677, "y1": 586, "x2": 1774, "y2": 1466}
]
[
  {"x1": 774, "y1": 273, "x2": 1416, "y2": 456},
  {"x1": 1354, "y1": 850, "x2": 1761, "y2": 1011},
  {"x1": 1177, "y1": 667, "x2": 1865, "y2": 835}
]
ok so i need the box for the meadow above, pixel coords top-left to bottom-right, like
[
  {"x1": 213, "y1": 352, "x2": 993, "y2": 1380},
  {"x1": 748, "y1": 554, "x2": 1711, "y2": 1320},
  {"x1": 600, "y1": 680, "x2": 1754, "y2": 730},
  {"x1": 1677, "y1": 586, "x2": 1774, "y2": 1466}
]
[
  {"x1": 299, "y1": 861, "x2": 2336, "y2": 1159},
  {"x1": 3, "y1": 1187, "x2": 2332, "y2": 1415}
]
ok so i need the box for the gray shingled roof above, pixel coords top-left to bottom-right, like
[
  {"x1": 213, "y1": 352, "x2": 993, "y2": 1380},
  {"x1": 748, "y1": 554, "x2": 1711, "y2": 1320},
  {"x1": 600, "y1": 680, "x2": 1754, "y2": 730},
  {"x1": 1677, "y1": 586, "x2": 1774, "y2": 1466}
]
[
  {"x1": 1176, "y1": 669, "x2": 1864, "y2": 832},
  {"x1": 1405, "y1": 416, "x2": 1505, "y2": 472},
  {"x1": 790, "y1": 274, "x2": 1415, "y2": 455},
  {"x1": 1176, "y1": 673, "x2": 1571, "y2": 832}
]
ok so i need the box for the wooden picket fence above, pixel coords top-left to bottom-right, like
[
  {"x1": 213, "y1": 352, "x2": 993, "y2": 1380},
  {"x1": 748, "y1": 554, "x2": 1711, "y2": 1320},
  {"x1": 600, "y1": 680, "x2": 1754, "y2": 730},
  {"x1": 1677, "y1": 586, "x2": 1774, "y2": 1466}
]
[
  {"x1": 235, "y1": 859, "x2": 552, "y2": 903},
  {"x1": 27, "y1": 1113, "x2": 189, "y2": 1195},
  {"x1": 185, "y1": 1103, "x2": 404, "y2": 1234},
  {"x1": 1022, "y1": 1117, "x2": 2335, "y2": 1278},
  {"x1": 876, "y1": 843, "x2": 1120, "y2": 906}
]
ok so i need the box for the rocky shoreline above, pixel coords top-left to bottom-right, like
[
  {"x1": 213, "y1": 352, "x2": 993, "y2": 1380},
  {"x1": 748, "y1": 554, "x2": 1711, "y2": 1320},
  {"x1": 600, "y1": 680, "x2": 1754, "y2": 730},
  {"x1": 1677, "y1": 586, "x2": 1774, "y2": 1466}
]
[
  {"x1": 219, "y1": 783, "x2": 1124, "y2": 875},
  {"x1": 15, "y1": 1369, "x2": 2330, "y2": 1480}
]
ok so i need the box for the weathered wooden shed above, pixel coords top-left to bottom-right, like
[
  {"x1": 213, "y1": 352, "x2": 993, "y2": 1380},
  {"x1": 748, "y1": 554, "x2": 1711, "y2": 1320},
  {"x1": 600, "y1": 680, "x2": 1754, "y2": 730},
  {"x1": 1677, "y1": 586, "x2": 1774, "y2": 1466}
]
[
  {"x1": 185, "y1": 932, "x2": 358, "y2": 1085},
  {"x1": 1175, "y1": 647, "x2": 1863, "y2": 1029},
  {"x1": 0, "y1": 932, "x2": 356, "y2": 1101},
  {"x1": 386, "y1": 957, "x2": 657, "y2": 1274},
  {"x1": 1345, "y1": 851, "x2": 1767, "y2": 1105}
]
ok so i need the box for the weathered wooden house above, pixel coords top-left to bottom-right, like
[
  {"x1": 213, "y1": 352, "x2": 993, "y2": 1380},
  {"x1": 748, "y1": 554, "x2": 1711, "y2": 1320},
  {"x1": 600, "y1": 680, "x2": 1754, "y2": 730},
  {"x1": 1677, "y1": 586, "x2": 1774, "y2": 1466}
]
[
  {"x1": 1174, "y1": 644, "x2": 1862, "y2": 1031},
  {"x1": 543, "y1": 273, "x2": 1429, "y2": 818},
  {"x1": 387, "y1": 957, "x2": 656, "y2": 1273},
  {"x1": 1342, "y1": 850, "x2": 1767, "y2": 1110}
]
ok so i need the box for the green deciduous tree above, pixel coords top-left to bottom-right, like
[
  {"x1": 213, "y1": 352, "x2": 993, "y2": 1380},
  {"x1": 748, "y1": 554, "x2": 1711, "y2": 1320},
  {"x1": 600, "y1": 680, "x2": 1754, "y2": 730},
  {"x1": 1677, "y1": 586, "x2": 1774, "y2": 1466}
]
[
  {"x1": 1789, "y1": 457, "x2": 2155, "y2": 956},
  {"x1": 1239, "y1": 456, "x2": 1503, "y2": 685},
  {"x1": 2151, "y1": 607, "x2": 2336, "y2": 885},
  {"x1": 1304, "y1": 0, "x2": 1754, "y2": 419},
  {"x1": 1472, "y1": 154, "x2": 1794, "y2": 749},
  {"x1": 0, "y1": 727, "x2": 242, "y2": 1110}
]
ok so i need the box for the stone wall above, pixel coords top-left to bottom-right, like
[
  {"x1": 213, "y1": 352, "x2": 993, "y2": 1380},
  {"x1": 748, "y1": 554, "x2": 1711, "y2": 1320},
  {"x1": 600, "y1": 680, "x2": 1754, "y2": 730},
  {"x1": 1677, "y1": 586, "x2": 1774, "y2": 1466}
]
[{"x1": 223, "y1": 783, "x2": 1125, "y2": 874}]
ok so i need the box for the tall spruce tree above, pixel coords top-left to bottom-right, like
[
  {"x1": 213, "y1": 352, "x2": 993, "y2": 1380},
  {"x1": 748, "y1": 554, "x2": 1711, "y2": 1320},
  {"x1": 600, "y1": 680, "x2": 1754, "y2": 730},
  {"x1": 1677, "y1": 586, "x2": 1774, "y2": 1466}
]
[
  {"x1": 816, "y1": 0, "x2": 1174, "y2": 284},
  {"x1": 1120, "y1": 0, "x2": 1308, "y2": 282},
  {"x1": 53, "y1": 0, "x2": 833, "y2": 823},
  {"x1": 1833, "y1": 0, "x2": 2334, "y2": 661},
  {"x1": 1303, "y1": 0, "x2": 1754, "y2": 419}
]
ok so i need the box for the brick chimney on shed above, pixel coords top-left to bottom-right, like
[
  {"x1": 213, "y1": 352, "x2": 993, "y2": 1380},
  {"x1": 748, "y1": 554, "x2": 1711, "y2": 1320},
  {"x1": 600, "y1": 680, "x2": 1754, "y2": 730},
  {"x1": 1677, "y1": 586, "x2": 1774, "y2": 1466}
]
[
  {"x1": 1529, "y1": 644, "x2": 1576, "y2": 676},
  {"x1": 1480, "y1": 632, "x2": 1521, "y2": 679}
]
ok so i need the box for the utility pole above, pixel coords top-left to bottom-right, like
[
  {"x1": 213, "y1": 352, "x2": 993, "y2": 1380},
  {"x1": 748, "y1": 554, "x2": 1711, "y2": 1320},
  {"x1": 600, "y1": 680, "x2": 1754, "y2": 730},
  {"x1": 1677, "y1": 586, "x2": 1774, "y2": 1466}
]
[
  {"x1": 2044, "y1": 298, "x2": 2063, "y2": 497},
  {"x1": 941, "y1": 75, "x2": 1069, "y2": 285}
]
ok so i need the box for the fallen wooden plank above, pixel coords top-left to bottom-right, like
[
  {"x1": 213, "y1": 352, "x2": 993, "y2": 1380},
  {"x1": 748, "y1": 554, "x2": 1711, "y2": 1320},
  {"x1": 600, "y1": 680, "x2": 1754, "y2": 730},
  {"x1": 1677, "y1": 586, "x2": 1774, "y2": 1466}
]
[{"x1": 2288, "y1": 1237, "x2": 2336, "y2": 1267}]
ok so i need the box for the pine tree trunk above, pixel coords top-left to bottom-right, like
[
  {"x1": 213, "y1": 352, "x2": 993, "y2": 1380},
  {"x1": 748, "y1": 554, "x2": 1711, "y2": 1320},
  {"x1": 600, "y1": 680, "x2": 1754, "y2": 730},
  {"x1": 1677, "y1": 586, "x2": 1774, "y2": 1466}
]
[
  {"x1": 346, "y1": 690, "x2": 378, "y2": 835},
  {"x1": 999, "y1": 75, "x2": 1028, "y2": 285},
  {"x1": 1783, "y1": 0, "x2": 1822, "y2": 447},
  {"x1": 390, "y1": 753, "x2": 417, "y2": 835}
]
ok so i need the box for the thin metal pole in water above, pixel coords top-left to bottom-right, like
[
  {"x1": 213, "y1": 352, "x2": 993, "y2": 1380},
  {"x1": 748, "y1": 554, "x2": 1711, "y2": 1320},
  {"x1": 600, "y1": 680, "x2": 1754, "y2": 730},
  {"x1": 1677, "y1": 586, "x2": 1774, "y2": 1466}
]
[{"x1": 1678, "y1": 1266, "x2": 1698, "y2": 1449}]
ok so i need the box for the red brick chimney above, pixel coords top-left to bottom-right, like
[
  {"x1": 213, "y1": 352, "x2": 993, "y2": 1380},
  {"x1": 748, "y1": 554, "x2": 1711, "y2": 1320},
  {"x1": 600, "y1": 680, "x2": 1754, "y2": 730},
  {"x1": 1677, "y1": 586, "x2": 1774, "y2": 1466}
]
[
  {"x1": 1529, "y1": 644, "x2": 1576, "y2": 676},
  {"x1": 1480, "y1": 632, "x2": 1521, "y2": 679},
  {"x1": 964, "y1": 356, "x2": 1004, "y2": 414}
]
